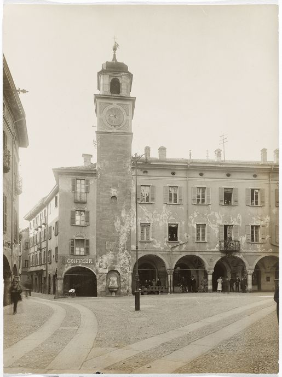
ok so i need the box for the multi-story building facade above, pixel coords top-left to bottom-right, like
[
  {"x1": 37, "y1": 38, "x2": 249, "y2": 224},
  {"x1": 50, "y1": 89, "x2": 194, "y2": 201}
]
[
  {"x1": 3, "y1": 56, "x2": 29, "y2": 305},
  {"x1": 24, "y1": 49, "x2": 279, "y2": 297},
  {"x1": 19, "y1": 227, "x2": 30, "y2": 287}
]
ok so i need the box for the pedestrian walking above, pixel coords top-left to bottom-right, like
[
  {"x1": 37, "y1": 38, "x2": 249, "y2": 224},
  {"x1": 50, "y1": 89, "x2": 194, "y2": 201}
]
[
  {"x1": 241, "y1": 277, "x2": 247, "y2": 293},
  {"x1": 235, "y1": 277, "x2": 241, "y2": 292},
  {"x1": 229, "y1": 277, "x2": 234, "y2": 292},
  {"x1": 217, "y1": 276, "x2": 223, "y2": 292},
  {"x1": 10, "y1": 277, "x2": 22, "y2": 314},
  {"x1": 191, "y1": 275, "x2": 197, "y2": 292},
  {"x1": 274, "y1": 286, "x2": 279, "y2": 322}
]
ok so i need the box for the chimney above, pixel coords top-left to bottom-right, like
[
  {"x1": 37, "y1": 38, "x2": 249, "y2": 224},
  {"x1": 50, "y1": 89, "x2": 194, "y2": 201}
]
[
  {"x1": 82, "y1": 154, "x2": 92, "y2": 166},
  {"x1": 261, "y1": 148, "x2": 267, "y2": 163},
  {"x1": 158, "y1": 146, "x2": 166, "y2": 160},
  {"x1": 215, "y1": 149, "x2": 222, "y2": 161},
  {"x1": 144, "y1": 146, "x2": 150, "y2": 160},
  {"x1": 274, "y1": 149, "x2": 279, "y2": 164}
]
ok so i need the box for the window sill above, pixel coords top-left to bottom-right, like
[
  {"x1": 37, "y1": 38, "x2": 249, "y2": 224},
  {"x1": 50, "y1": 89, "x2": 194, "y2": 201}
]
[
  {"x1": 193, "y1": 203, "x2": 210, "y2": 206},
  {"x1": 139, "y1": 202, "x2": 154, "y2": 204},
  {"x1": 139, "y1": 240, "x2": 152, "y2": 243},
  {"x1": 168, "y1": 241, "x2": 179, "y2": 243},
  {"x1": 71, "y1": 224, "x2": 89, "y2": 227},
  {"x1": 195, "y1": 241, "x2": 207, "y2": 243},
  {"x1": 248, "y1": 205, "x2": 263, "y2": 207},
  {"x1": 166, "y1": 203, "x2": 182, "y2": 205}
]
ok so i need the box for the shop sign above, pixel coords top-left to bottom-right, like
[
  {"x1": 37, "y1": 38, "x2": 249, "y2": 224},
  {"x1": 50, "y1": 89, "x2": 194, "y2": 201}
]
[{"x1": 64, "y1": 257, "x2": 94, "y2": 265}]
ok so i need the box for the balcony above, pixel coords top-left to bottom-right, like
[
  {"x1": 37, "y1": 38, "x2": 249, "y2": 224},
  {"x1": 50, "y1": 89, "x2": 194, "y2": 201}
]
[
  {"x1": 3, "y1": 148, "x2": 10, "y2": 173},
  {"x1": 219, "y1": 240, "x2": 240, "y2": 253},
  {"x1": 15, "y1": 175, "x2": 22, "y2": 195}
]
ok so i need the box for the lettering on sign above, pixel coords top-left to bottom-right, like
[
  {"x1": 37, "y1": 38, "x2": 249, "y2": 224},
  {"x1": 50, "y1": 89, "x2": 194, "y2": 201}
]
[{"x1": 65, "y1": 258, "x2": 94, "y2": 264}]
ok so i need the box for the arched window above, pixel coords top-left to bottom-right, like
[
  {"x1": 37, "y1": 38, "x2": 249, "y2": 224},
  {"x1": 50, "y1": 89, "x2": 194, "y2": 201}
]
[{"x1": 110, "y1": 78, "x2": 120, "y2": 94}]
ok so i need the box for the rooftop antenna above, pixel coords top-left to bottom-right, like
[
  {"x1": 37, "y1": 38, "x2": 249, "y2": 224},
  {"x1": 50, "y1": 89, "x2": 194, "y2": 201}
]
[
  {"x1": 112, "y1": 37, "x2": 119, "y2": 62},
  {"x1": 220, "y1": 134, "x2": 228, "y2": 161}
]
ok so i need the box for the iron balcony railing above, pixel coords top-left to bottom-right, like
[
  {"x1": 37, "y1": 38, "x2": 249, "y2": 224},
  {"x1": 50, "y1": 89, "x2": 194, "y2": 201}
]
[{"x1": 219, "y1": 240, "x2": 240, "y2": 252}]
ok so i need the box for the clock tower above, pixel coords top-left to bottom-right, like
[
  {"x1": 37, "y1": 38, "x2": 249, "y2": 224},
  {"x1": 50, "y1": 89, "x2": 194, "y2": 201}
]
[{"x1": 94, "y1": 44, "x2": 136, "y2": 296}]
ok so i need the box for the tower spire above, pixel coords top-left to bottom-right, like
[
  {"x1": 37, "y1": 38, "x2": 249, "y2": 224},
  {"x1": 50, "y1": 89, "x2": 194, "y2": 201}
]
[{"x1": 112, "y1": 38, "x2": 119, "y2": 62}]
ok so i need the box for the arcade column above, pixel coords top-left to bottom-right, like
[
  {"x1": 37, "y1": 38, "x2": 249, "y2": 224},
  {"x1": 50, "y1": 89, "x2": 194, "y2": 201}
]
[
  {"x1": 247, "y1": 270, "x2": 254, "y2": 292},
  {"x1": 207, "y1": 270, "x2": 214, "y2": 293}
]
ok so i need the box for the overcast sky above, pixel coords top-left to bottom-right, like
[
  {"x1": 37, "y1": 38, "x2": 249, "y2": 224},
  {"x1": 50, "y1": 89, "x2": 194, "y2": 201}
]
[{"x1": 3, "y1": 3, "x2": 278, "y2": 228}]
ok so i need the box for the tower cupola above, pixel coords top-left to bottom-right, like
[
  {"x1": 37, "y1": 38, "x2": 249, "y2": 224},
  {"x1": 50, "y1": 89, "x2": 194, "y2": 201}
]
[{"x1": 97, "y1": 42, "x2": 133, "y2": 96}]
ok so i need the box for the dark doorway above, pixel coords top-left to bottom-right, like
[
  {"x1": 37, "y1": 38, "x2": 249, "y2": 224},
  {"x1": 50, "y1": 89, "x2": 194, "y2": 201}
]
[
  {"x1": 212, "y1": 262, "x2": 226, "y2": 291},
  {"x1": 253, "y1": 266, "x2": 261, "y2": 291},
  {"x1": 173, "y1": 263, "x2": 191, "y2": 292},
  {"x1": 53, "y1": 274, "x2": 56, "y2": 295},
  {"x1": 64, "y1": 267, "x2": 97, "y2": 297}
]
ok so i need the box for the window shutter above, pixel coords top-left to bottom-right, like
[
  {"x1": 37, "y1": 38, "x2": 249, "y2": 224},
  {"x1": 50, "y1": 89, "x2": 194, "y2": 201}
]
[
  {"x1": 70, "y1": 239, "x2": 75, "y2": 255},
  {"x1": 246, "y1": 188, "x2": 251, "y2": 206},
  {"x1": 260, "y1": 189, "x2": 265, "y2": 206},
  {"x1": 206, "y1": 187, "x2": 211, "y2": 204},
  {"x1": 192, "y1": 187, "x2": 197, "y2": 204},
  {"x1": 219, "y1": 187, "x2": 224, "y2": 205},
  {"x1": 137, "y1": 185, "x2": 141, "y2": 202},
  {"x1": 49, "y1": 226, "x2": 52, "y2": 240},
  {"x1": 233, "y1": 188, "x2": 238, "y2": 205},
  {"x1": 275, "y1": 189, "x2": 279, "y2": 207},
  {"x1": 246, "y1": 225, "x2": 251, "y2": 243},
  {"x1": 206, "y1": 224, "x2": 210, "y2": 242},
  {"x1": 219, "y1": 225, "x2": 224, "y2": 241},
  {"x1": 163, "y1": 186, "x2": 169, "y2": 204},
  {"x1": 71, "y1": 210, "x2": 76, "y2": 225},
  {"x1": 260, "y1": 225, "x2": 266, "y2": 242},
  {"x1": 150, "y1": 185, "x2": 155, "y2": 202},
  {"x1": 71, "y1": 179, "x2": 76, "y2": 192},
  {"x1": 233, "y1": 225, "x2": 239, "y2": 241},
  {"x1": 85, "y1": 180, "x2": 90, "y2": 193},
  {"x1": 178, "y1": 187, "x2": 183, "y2": 204},
  {"x1": 275, "y1": 225, "x2": 279, "y2": 244},
  {"x1": 85, "y1": 239, "x2": 90, "y2": 255},
  {"x1": 192, "y1": 225, "x2": 196, "y2": 243},
  {"x1": 85, "y1": 211, "x2": 90, "y2": 225}
]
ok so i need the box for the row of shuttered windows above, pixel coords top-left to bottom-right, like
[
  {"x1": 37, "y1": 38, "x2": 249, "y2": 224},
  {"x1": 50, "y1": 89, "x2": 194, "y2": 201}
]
[
  {"x1": 28, "y1": 221, "x2": 58, "y2": 247},
  {"x1": 138, "y1": 186, "x2": 279, "y2": 206},
  {"x1": 29, "y1": 247, "x2": 58, "y2": 267}
]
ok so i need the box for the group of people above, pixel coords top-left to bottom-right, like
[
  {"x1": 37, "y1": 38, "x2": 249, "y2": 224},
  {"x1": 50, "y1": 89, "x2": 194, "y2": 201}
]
[
  {"x1": 142, "y1": 278, "x2": 162, "y2": 288},
  {"x1": 217, "y1": 276, "x2": 248, "y2": 293},
  {"x1": 179, "y1": 275, "x2": 199, "y2": 292}
]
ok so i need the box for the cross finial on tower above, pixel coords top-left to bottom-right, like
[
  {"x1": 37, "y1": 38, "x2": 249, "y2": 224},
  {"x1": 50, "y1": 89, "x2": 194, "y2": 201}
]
[{"x1": 112, "y1": 37, "x2": 119, "y2": 62}]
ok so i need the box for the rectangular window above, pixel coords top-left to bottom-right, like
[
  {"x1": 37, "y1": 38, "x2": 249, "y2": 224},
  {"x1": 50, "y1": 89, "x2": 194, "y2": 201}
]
[
  {"x1": 48, "y1": 250, "x2": 52, "y2": 263},
  {"x1": 251, "y1": 225, "x2": 260, "y2": 243},
  {"x1": 55, "y1": 195, "x2": 58, "y2": 208},
  {"x1": 140, "y1": 186, "x2": 150, "y2": 203},
  {"x1": 251, "y1": 189, "x2": 259, "y2": 206},
  {"x1": 196, "y1": 224, "x2": 206, "y2": 242},
  {"x1": 224, "y1": 188, "x2": 233, "y2": 205},
  {"x1": 140, "y1": 223, "x2": 150, "y2": 241},
  {"x1": 49, "y1": 226, "x2": 52, "y2": 240},
  {"x1": 75, "y1": 210, "x2": 86, "y2": 226},
  {"x1": 55, "y1": 246, "x2": 58, "y2": 262},
  {"x1": 197, "y1": 187, "x2": 206, "y2": 204},
  {"x1": 70, "y1": 239, "x2": 90, "y2": 256},
  {"x1": 168, "y1": 223, "x2": 178, "y2": 242},
  {"x1": 39, "y1": 252, "x2": 42, "y2": 265},
  {"x1": 55, "y1": 221, "x2": 59, "y2": 236},
  {"x1": 73, "y1": 179, "x2": 89, "y2": 203},
  {"x1": 43, "y1": 249, "x2": 46, "y2": 264},
  {"x1": 169, "y1": 186, "x2": 178, "y2": 204},
  {"x1": 24, "y1": 241, "x2": 29, "y2": 249},
  {"x1": 24, "y1": 260, "x2": 28, "y2": 268}
]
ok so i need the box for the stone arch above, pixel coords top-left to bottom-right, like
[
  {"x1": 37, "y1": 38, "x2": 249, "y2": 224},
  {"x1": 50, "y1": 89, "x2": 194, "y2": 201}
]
[
  {"x1": 212, "y1": 255, "x2": 247, "y2": 292},
  {"x1": 211, "y1": 253, "x2": 250, "y2": 271},
  {"x1": 252, "y1": 255, "x2": 278, "y2": 292},
  {"x1": 63, "y1": 266, "x2": 97, "y2": 297},
  {"x1": 110, "y1": 78, "x2": 120, "y2": 94},
  {"x1": 132, "y1": 254, "x2": 168, "y2": 293},
  {"x1": 172, "y1": 255, "x2": 207, "y2": 293}
]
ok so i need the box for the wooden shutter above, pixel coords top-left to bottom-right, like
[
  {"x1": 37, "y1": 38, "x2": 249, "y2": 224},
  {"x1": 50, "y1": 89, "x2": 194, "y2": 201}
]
[
  {"x1": 150, "y1": 185, "x2": 155, "y2": 202},
  {"x1": 71, "y1": 210, "x2": 76, "y2": 225},
  {"x1": 71, "y1": 179, "x2": 76, "y2": 192},
  {"x1": 275, "y1": 225, "x2": 279, "y2": 244},
  {"x1": 233, "y1": 225, "x2": 239, "y2": 241},
  {"x1": 163, "y1": 186, "x2": 169, "y2": 204},
  {"x1": 49, "y1": 226, "x2": 52, "y2": 240},
  {"x1": 85, "y1": 211, "x2": 90, "y2": 225},
  {"x1": 219, "y1": 187, "x2": 224, "y2": 205},
  {"x1": 206, "y1": 224, "x2": 210, "y2": 242},
  {"x1": 275, "y1": 189, "x2": 279, "y2": 207},
  {"x1": 70, "y1": 239, "x2": 75, "y2": 255},
  {"x1": 245, "y1": 225, "x2": 251, "y2": 243},
  {"x1": 85, "y1": 180, "x2": 90, "y2": 193},
  {"x1": 260, "y1": 225, "x2": 266, "y2": 242},
  {"x1": 137, "y1": 185, "x2": 141, "y2": 202},
  {"x1": 219, "y1": 225, "x2": 224, "y2": 241},
  {"x1": 245, "y1": 188, "x2": 251, "y2": 205},
  {"x1": 233, "y1": 188, "x2": 238, "y2": 205},
  {"x1": 178, "y1": 187, "x2": 183, "y2": 204},
  {"x1": 260, "y1": 189, "x2": 265, "y2": 206},
  {"x1": 192, "y1": 187, "x2": 197, "y2": 204},
  {"x1": 206, "y1": 187, "x2": 211, "y2": 204},
  {"x1": 85, "y1": 239, "x2": 90, "y2": 255}
]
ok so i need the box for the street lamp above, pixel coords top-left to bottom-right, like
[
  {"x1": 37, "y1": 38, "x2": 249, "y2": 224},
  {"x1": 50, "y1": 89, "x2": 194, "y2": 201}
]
[{"x1": 133, "y1": 153, "x2": 145, "y2": 311}]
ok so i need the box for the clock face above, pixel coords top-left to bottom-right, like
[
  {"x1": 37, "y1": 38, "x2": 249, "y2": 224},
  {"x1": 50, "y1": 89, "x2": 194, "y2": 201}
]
[{"x1": 104, "y1": 106, "x2": 124, "y2": 128}]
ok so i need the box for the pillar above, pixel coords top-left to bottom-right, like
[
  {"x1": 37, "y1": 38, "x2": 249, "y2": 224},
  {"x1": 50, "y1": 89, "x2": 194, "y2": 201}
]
[
  {"x1": 247, "y1": 270, "x2": 253, "y2": 293},
  {"x1": 54, "y1": 277, "x2": 64, "y2": 299},
  {"x1": 207, "y1": 270, "x2": 214, "y2": 293},
  {"x1": 167, "y1": 269, "x2": 173, "y2": 294}
]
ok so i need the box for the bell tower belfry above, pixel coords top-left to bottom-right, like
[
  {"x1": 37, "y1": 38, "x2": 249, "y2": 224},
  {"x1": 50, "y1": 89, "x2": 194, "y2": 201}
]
[{"x1": 94, "y1": 43, "x2": 136, "y2": 296}]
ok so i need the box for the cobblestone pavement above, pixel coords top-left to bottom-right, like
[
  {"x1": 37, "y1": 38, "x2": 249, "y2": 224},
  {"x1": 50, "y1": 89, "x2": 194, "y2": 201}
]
[{"x1": 3, "y1": 292, "x2": 278, "y2": 374}]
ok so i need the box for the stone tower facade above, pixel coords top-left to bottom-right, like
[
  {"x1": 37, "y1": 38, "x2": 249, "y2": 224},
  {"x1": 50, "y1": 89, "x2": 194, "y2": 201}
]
[{"x1": 94, "y1": 47, "x2": 136, "y2": 296}]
